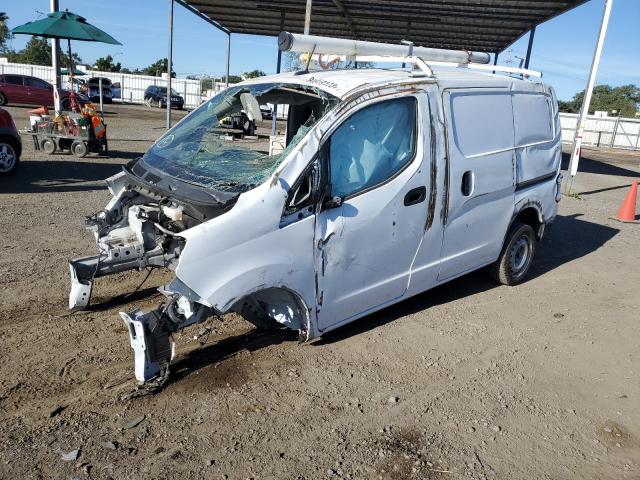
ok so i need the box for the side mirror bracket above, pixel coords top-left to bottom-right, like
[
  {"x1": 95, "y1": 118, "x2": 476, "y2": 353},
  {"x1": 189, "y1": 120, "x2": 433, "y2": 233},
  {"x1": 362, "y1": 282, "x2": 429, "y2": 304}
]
[{"x1": 324, "y1": 195, "x2": 343, "y2": 209}]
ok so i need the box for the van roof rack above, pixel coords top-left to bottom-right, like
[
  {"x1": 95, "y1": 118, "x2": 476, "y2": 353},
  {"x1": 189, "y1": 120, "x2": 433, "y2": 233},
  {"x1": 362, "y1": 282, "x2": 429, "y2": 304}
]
[{"x1": 280, "y1": 32, "x2": 542, "y2": 79}]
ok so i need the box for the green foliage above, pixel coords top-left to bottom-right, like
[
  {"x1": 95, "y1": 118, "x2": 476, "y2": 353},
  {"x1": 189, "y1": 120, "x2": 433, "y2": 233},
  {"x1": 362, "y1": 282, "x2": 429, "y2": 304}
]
[
  {"x1": 94, "y1": 54, "x2": 121, "y2": 72},
  {"x1": 5, "y1": 36, "x2": 81, "y2": 66},
  {"x1": 0, "y1": 12, "x2": 11, "y2": 53},
  {"x1": 559, "y1": 84, "x2": 640, "y2": 117},
  {"x1": 142, "y1": 58, "x2": 175, "y2": 77},
  {"x1": 243, "y1": 69, "x2": 266, "y2": 79}
]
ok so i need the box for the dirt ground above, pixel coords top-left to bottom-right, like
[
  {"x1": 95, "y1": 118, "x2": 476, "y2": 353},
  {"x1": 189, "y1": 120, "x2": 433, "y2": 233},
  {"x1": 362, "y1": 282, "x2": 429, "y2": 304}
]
[{"x1": 1, "y1": 103, "x2": 639, "y2": 480}]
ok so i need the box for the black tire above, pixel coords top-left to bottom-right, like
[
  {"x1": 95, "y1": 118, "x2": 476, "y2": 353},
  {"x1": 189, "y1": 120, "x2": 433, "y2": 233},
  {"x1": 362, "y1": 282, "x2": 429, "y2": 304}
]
[
  {"x1": 489, "y1": 222, "x2": 536, "y2": 286},
  {"x1": 0, "y1": 137, "x2": 19, "y2": 175},
  {"x1": 41, "y1": 138, "x2": 57, "y2": 155},
  {"x1": 0, "y1": 92, "x2": 7, "y2": 106},
  {"x1": 71, "y1": 141, "x2": 88, "y2": 158},
  {"x1": 61, "y1": 97, "x2": 71, "y2": 111}
]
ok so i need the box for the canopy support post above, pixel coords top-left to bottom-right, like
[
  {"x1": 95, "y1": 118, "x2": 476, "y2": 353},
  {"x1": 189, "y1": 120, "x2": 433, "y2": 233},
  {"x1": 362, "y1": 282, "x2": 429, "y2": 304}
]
[
  {"x1": 565, "y1": 0, "x2": 614, "y2": 193},
  {"x1": 524, "y1": 26, "x2": 536, "y2": 69},
  {"x1": 493, "y1": 51, "x2": 499, "y2": 74},
  {"x1": 50, "y1": 0, "x2": 61, "y2": 114},
  {"x1": 225, "y1": 33, "x2": 231, "y2": 88},
  {"x1": 304, "y1": 0, "x2": 312, "y2": 34},
  {"x1": 166, "y1": 0, "x2": 174, "y2": 129},
  {"x1": 272, "y1": 11, "x2": 285, "y2": 136}
]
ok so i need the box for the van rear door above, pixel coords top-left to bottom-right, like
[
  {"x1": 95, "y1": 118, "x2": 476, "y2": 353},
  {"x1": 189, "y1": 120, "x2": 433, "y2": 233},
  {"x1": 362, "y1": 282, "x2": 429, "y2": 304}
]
[{"x1": 438, "y1": 89, "x2": 515, "y2": 281}]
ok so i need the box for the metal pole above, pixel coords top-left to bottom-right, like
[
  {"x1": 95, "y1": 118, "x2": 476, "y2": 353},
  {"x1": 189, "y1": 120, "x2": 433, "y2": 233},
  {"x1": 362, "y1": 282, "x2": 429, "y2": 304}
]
[
  {"x1": 50, "y1": 0, "x2": 61, "y2": 114},
  {"x1": 565, "y1": 0, "x2": 614, "y2": 193},
  {"x1": 304, "y1": 0, "x2": 312, "y2": 35},
  {"x1": 166, "y1": 0, "x2": 174, "y2": 129},
  {"x1": 524, "y1": 26, "x2": 536, "y2": 69},
  {"x1": 99, "y1": 77, "x2": 104, "y2": 112},
  {"x1": 272, "y1": 11, "x2": 285, "y2": 136},
  {"x1": 271, "y1": 51, "x2": 283, "y2": 136},
  {"x1": 225, "y1": 33, "x2": 231, "y2": 88}
]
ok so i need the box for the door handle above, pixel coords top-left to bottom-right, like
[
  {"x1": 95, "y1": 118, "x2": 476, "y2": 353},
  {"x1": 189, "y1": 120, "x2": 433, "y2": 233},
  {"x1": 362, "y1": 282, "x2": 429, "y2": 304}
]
[
  {"x1": 461, "y1": 170, "x2": 474, "y2": 196},
  {"x1": 404, "y1": 186, "x2": 427, "y2": 206}
]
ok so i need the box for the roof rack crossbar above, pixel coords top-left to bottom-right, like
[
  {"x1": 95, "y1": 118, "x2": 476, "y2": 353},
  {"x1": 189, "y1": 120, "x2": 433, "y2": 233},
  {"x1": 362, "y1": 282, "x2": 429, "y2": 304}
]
[{"x1": 304, "y1": 53, "x2": 542, "y2": 79}]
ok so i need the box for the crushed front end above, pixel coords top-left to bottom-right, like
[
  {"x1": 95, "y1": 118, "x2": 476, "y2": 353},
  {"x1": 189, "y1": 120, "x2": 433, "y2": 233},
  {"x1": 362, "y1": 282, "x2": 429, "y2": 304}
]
[{"x1": 68, "y1": 161, "x2": 235, "y2": 309}]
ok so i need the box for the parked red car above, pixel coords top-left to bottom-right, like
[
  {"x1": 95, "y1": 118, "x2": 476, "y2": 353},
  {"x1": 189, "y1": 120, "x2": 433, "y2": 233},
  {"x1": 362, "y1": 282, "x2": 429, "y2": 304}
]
[
  {"x1": 0, "y1": 107, "x2": 21, "y2": 176},
  {"x1": 0, "y1": 74, "x2": 89, "y2": 111}
]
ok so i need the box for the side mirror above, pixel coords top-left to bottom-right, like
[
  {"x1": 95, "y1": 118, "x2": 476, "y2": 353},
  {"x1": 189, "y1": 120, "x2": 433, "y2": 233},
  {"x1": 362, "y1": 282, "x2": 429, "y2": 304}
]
[{"x1": 324, "y1": 196, "x2": 343, "y2": 209}]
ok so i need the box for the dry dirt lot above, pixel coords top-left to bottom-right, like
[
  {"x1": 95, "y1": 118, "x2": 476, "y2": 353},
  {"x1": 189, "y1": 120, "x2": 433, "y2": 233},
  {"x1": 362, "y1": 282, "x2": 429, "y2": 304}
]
[{"x1": 1, "y1": 103, "x2": 639, "y2": 480}]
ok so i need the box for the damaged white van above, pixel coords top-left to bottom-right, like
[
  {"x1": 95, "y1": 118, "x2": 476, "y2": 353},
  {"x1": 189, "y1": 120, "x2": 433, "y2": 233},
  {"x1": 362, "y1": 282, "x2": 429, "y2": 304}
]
[{"x1": 69, "y1": 33, "x2": 562, "y2": 385}]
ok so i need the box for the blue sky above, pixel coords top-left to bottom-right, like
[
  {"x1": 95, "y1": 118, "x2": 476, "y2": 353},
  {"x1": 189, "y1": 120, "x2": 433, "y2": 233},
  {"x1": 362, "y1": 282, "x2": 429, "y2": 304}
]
[{"x1": 4, "y1": 0, "x2": 640, "y2": 100}]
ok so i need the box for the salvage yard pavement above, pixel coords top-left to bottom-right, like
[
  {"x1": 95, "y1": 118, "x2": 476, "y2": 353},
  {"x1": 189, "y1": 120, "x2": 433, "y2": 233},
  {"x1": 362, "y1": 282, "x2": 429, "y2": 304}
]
[{"x1": 1, "y1": 103, "x2": 639, "y2": 479}]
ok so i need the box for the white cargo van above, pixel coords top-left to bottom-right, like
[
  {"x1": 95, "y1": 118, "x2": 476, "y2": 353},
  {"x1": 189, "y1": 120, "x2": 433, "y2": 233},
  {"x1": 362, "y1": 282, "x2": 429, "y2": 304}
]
[{"x1": 69, "y1": 35, "x2": 562, "y2": 385}]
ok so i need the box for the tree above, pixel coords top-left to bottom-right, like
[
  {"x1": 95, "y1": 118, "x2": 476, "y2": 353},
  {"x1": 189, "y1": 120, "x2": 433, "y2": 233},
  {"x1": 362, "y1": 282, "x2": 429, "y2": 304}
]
[
  {"x1": 94, "y1": 54, "x2": 121, "y2": 72},
  {"x1": 242, "y1": 69, "x2": 266, "y2": 79},
  {"x1": 559, "y1": 84, "x2": 640, "y2": 117},
  {"x1": 142, "y1": 58, "x2": 175, "y2": 77},
  {"x1": 5, "y1": 36, "x2": 81, "y2": 66},
  {"x1": 0, "y1": 12, "x2": 11, "y2": 53}
]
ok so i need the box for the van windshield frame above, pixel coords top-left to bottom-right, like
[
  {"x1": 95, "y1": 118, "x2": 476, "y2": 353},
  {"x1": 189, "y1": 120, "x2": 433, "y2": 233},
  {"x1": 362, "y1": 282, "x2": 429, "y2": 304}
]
[{"x1": 142, "y1": 82, "x2": 339, "y2": 193}]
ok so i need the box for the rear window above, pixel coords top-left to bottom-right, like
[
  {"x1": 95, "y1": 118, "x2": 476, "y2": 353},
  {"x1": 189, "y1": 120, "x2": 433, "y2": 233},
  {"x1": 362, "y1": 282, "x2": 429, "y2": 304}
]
[
  {"x1": 3, "y1": 75, "x2": 23, "y2": 86},
  {"x1": 449, "y1": 91, "x2": 514, "y2": 157},
  {"x1": 512, "y1": 93, "x2": 554, "y2": 146}
]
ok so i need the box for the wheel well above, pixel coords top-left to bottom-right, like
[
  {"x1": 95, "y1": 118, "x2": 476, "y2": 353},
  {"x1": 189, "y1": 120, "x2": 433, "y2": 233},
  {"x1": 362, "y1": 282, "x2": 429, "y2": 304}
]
[
  {"x1": 0, "y1": 134, "x2": 21, "y2": 158},
  {"x1": 513, "y1": 207, "x2": 543, "y2": 239},
  {"x1": 231, "y1": 287, "x2": 310, "y2": 335}
]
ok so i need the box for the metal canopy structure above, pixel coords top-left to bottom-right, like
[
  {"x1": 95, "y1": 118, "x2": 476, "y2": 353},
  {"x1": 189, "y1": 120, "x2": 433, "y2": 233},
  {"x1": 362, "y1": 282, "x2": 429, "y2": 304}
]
[{"x1": 181, "y1": 0, "x2": 587, "y2": 53}]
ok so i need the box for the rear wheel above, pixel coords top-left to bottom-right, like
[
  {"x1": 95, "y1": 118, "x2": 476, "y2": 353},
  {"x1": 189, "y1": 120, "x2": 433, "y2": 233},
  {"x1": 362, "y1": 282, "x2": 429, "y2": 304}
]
[
  {"x1": 488, "y1": 222, "x2": 536, "y2": 286},
  {"x1": 0, "y1": 138, "x2": 19, "y2": 175},
  {"x1": 71, "y1": 140, "x2": 88, "y2": 158},
  {"x1": 0, "y1": 92, "x2": 7, "y2": 106}
]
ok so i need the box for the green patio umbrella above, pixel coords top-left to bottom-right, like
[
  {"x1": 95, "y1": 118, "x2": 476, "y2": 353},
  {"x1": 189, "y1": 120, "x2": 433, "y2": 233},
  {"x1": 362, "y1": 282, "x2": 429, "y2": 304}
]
[
  {"x1": 11, "y1": 11, "x2": 121, "y2": 45},
  {"x1": 12, "y1": 10, "x2": 121, "y2": 110},
  {"x1": 60, "y1": 67, "x2": 86, "y2": 76}
]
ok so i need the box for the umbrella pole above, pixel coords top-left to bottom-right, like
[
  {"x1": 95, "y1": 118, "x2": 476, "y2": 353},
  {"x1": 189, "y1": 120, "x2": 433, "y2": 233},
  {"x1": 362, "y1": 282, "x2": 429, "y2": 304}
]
[
  {"x1": 67, "y1": 38, "x2": 74, "y2": 98},
  {"x1": 50, "y1": 0, "x2": 61, "y2": 114}
]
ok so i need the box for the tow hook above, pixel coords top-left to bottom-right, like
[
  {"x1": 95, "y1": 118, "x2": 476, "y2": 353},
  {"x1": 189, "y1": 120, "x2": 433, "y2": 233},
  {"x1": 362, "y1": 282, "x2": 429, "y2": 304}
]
[{"x1": 120, "y1": 295, "x2": 211, "y2": 386}]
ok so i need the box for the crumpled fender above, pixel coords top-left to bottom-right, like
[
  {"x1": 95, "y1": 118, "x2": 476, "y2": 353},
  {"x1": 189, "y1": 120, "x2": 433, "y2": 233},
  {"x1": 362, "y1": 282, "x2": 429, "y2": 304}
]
[{"x1": 175, "y1": 128, "x2": 323, "y2": 322}]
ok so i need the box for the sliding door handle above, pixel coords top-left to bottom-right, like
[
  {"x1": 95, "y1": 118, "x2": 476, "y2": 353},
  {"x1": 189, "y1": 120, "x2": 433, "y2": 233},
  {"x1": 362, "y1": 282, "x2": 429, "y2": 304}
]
[{"x1": 461, "y1": 170, "x2": 475, "y2": 196}]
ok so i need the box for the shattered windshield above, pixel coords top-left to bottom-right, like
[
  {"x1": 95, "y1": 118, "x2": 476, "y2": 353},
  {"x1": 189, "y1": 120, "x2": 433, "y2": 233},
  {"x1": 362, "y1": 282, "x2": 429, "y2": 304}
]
[{"x1": 142, "y1": 83, "x2": 339, "y2": 192}]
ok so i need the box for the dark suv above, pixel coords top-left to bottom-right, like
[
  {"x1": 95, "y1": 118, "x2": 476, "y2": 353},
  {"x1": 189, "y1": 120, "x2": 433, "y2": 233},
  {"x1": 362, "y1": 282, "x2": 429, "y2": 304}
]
[
  {"x1": 86, "y1": 77, "x2": 113, "y2": 103},
  {"x1": 144, "y1": 86, "x2": 184, "y2": 110}
]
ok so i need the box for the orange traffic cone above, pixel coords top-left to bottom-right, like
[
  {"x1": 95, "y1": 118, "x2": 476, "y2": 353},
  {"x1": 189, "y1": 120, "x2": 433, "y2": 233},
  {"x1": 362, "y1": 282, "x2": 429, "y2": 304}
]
[
  {"x1": 615, "y1": 181, "x2": 638, "y2": 222},
  {"x1": 28, "y1": 105, "x2": 49, "y2": 115}
]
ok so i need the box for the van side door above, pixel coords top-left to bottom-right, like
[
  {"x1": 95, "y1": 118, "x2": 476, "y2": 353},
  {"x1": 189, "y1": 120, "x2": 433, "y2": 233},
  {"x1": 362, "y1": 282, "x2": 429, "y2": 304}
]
[
  {"x1": 316, "y1": 94, "x2": 430, "y2": 332},
  {"x1": 438, "y1": 89, "x2": 515, "y2": 281}
]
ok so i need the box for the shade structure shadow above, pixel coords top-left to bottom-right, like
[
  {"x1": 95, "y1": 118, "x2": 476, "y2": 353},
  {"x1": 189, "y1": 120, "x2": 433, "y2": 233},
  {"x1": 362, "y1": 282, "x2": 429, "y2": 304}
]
[
  {"x1": 561, "y1": 151, "x2": 640, "y2": 178},
  {"x1": 0, "y1": 159, "x2": 123, "y2": 194}
]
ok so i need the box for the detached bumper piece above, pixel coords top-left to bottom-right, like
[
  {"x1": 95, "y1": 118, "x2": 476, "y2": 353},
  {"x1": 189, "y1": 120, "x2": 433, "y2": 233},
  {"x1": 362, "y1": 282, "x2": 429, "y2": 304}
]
[
  {"x1": 120, "y1": 309, "x2": 175, "y2": 385},
  {"x1": 120, "y1": 295, "x2": 211, "y2": 386}
]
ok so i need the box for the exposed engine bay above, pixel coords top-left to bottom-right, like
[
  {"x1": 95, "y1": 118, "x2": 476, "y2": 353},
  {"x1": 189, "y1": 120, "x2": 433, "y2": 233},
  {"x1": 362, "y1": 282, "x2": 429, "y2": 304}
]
[{"x1": 68, "y1": 164, "x2": 235, "y2": 310}]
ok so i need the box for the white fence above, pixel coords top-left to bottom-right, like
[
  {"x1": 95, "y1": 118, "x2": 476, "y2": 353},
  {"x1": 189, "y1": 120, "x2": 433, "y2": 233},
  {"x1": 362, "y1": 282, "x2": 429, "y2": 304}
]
[
  {"x1": 559, "y1": 112, "x2": 640, "y2": 151},
  {"x1": 0, "y1": 58, "x2": 219, "y2": 108}
]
